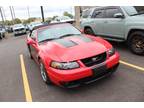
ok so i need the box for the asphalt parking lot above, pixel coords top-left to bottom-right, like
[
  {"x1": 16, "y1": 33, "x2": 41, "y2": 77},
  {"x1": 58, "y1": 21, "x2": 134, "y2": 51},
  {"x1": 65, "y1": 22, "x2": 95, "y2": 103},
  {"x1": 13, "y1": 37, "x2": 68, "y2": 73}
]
[{"x1": 0, "y1": 33, "x2": 144, "y2": 102}]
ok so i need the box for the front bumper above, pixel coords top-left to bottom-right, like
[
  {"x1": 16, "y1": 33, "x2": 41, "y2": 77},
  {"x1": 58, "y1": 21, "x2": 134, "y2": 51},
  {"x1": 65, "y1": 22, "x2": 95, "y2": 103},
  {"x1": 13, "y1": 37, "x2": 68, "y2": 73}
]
[
  {"x1": 61, "y1": 63, "x2": 119, "y2": 88},
  {"x1": 47, "y1": 52, "x2": 119, "y2": 88},
  {"x1": 14, "y1": 30, "x2": 26, "y2": 35}
]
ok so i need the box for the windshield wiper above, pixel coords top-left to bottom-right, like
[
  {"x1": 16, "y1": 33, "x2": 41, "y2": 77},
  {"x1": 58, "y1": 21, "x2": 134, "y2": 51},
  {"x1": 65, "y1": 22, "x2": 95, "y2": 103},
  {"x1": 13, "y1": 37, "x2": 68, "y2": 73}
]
[
  {"x1": 59, "y1": 34, "x2": 81, "y2": 38},
  {"x1": 39, "y1": 38, "x2": 58, "y2": 43}
]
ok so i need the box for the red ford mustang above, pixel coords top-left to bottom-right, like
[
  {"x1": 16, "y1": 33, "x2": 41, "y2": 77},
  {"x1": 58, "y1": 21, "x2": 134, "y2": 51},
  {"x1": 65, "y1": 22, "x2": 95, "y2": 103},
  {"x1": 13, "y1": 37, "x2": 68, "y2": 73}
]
[{"x1": 26, "y1": 23, "x2": 119, "y2": 88}]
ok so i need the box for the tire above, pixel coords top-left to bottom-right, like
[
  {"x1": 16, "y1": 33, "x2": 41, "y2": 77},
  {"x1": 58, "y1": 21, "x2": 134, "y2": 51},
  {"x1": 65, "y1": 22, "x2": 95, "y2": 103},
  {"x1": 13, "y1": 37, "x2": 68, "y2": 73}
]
[
  {"x1": 27, "y1": 45, "x2": 33, "y2": 59},
  {"x1": 14, "y1": 34, "x2": 17, "y2": 37},
  {"x1": 2, "y1": 34, "x2": 5, "y2": 38},
  {"x1": 84, "y1": 27, "x2": 95, "y2": 35},
  {"x1": 39, "y1": 60, "x2": 52, "y2": 84},
  {"x1": 127, "y1": 31, "x2": 144, "y2": 55},
  {"x1": 0, "y1": 34, "x2": 2, "y2": 40}
]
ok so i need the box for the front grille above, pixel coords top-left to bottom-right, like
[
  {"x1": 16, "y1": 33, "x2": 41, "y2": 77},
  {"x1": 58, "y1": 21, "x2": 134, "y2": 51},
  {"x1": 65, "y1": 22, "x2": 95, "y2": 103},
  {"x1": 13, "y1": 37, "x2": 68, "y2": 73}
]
[
  {"x1": 14, "y1": 28, "x2": 24, "y2": 31},
  {"x1": 81, "y1": 52, "x2": 107, "y2": 67}
]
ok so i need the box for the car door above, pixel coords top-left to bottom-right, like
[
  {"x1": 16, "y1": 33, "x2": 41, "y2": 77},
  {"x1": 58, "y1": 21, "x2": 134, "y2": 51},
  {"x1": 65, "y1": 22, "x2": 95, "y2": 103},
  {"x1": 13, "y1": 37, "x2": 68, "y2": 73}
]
[
  {"x1": 103, "y1": 7, "x2": 125, "y2": 39},
  {"x1": 91, "y1": 9, "x2": 105, "y2": 35},
  {"x1": 29, "y1": 30, "x2": 39, "y2": 63}
]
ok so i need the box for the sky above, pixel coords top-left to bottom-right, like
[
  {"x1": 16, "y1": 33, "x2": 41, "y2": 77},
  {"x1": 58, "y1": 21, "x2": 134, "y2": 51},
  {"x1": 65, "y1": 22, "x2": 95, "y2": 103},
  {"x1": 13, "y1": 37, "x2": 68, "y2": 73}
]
[{"x1": 1, "y1": 6, "x2": 74, "y2": 21}]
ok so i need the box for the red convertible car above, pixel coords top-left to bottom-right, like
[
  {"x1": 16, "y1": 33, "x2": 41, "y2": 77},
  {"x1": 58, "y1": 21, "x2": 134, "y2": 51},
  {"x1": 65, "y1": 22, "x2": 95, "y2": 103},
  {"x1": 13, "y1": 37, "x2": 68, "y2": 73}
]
[{"x1": 26, "y1": 23, "x2": 119, "y2": 88}]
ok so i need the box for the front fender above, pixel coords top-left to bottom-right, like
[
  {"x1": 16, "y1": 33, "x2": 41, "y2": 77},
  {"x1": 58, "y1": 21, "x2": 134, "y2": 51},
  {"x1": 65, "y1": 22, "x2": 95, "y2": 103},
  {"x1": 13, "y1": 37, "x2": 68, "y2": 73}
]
[{"x1": 125, "y1": 24, "x2": 144, "y2": 39}]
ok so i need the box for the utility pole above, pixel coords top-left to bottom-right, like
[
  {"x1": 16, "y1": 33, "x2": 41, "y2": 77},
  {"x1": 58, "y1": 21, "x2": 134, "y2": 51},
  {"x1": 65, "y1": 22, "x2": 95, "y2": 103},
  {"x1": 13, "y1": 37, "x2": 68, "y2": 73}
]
[
  {"x1": 12, "y1": 6, "x2": 16, "y2": 19},
  {"x1": 1, "y1": 7, "x2": 6, "y2": 21},
  {"x1": 0, "y1": 7, "x2": 5, "y2": 27},
  {"x1": 40, "y1": 6, "x2": 45, "y2": 22},
  {"x1": 74, "y1": 6, "x2": 80, "y2": 29},
  {"x1": 27, "y1": 6, "x2": 30, "y2": 19},
  {"x1": 9, "y1": 6, "x2": 14, "y2": 24}
]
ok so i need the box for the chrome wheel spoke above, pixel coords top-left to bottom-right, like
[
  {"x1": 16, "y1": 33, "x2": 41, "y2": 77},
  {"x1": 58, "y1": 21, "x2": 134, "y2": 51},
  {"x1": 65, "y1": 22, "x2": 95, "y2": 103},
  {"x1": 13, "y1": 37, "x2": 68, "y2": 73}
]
[{"x1": 40, "y1": 63, "x2": 47, "y2": 82}]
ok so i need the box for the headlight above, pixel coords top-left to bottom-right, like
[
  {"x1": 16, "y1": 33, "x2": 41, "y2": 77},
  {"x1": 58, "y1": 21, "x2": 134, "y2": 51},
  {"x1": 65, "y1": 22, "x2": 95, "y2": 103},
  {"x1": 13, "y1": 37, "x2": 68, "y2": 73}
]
[
  {"x1": 108, "y1": 47, "x2": 115, "y2": 56},
  {"x1": 50, "y1": 61, "x2": 80, "y2": 70}
]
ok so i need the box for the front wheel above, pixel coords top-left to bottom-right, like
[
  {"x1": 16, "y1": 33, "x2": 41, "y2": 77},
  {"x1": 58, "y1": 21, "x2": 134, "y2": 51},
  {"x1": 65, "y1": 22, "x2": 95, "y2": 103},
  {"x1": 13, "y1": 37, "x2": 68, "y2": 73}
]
[
  {"x1": 39, "y1": 60, "x2": 52, "y2": 84},
  {"x1": 84, "y1": 27, "x2": 95, "y2": 35},
  {"x1": 128, "y1": 31, "x2": 144, "y2": 55}
]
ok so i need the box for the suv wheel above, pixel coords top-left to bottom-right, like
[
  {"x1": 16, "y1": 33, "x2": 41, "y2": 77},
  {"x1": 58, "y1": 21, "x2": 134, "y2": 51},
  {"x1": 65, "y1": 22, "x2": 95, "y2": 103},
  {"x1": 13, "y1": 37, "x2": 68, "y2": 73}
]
[
  {"x1": 39, "y1": 60, "x2": 52, "y2": 85},
  {"x1": 128, "y1": 31, "x2": 144, "y2": 55},
  {"x1": 84, "y1": 27, "x2": 95, "y2": 35}
]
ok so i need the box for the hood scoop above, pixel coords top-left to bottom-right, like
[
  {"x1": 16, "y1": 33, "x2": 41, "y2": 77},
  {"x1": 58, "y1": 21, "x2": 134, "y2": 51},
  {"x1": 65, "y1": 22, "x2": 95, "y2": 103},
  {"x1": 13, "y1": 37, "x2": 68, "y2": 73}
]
[
  {"x1": 74, "y1": 35, "x2": 93, "y2": 43},
  {"x1": 53, "y1": 39, "x2": 78, "y2": 48},
  {"x1": 52, "y1": 35, "x2": 94, "y2": 48}
]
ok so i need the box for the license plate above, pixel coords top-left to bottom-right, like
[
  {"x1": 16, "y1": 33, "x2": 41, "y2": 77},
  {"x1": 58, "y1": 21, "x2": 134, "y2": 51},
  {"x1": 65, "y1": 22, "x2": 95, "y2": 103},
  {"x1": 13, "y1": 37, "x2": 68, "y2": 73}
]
[{"x1": 92, "y1": 63, "x2": 107, "y2": 76}]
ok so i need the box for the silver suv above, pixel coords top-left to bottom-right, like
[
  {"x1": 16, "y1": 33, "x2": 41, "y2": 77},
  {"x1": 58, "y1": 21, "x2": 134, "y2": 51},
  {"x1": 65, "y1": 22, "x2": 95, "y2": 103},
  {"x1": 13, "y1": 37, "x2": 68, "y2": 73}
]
[{"x1": 81, "y1": 6, "x2": 144, "y2": 55}]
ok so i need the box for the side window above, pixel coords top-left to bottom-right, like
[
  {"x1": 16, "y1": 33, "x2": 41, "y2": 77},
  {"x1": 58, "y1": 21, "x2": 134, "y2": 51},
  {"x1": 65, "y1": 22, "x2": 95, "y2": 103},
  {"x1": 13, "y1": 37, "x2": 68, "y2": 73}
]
[
  {"x1": 91, "y1": 9, "x2": 104, "y2": 18},
  {"x1": 30, "y1": 30, "x2": 37, "y2": 40},
  {"x1": 105, "y1": 8, "x2": 123, "y2": 18},
  {"x1": 82, "y1": 9, "x2": 91, "y2": 18}
]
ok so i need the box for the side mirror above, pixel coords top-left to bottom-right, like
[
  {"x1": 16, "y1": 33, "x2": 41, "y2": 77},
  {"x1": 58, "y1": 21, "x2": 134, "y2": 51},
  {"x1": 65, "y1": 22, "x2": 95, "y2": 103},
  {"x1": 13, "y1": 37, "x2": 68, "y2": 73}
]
[
  {"x1": 28, "y1": 39, "x2": 36, "y2": 45},
  {"x1": 114, "y1": 13, "x2": 124, "y2": 18}
]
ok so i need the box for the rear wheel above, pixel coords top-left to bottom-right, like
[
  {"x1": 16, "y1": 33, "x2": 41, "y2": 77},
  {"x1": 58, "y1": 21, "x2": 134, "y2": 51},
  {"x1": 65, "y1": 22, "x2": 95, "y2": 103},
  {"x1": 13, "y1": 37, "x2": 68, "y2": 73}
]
[
  {"x1": 128, "y1": 31, "x2": 144, "y2": 55},
  {"x1": 39, "y1": 60, "x2": 52, "y2": 85},
  {"x1": 84, "y1": 27, "x2": 95, "y2": 35}
]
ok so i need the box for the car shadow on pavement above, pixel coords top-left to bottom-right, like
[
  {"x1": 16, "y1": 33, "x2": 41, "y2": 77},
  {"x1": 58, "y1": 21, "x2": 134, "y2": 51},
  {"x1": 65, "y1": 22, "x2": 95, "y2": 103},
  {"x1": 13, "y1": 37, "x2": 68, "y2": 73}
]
[{"x1": 108, "y1": 41, "x2": 128, "y2": 51}]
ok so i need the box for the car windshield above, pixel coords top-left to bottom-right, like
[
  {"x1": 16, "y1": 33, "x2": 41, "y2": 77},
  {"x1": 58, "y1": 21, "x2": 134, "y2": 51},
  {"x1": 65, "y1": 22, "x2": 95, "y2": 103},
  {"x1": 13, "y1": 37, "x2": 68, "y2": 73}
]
[
  {"x1": 38, "y1": 24, "x2": 81, "y2": 43},
  {"x1": 13, "y1": 24, "x2": 23, "y2": 28},
  {"x1": 30, "y1": 22, "x2": 42, "y2": 27},
  {"x1": 123, "y1": 6, "x2": 144, "y2": 16}
]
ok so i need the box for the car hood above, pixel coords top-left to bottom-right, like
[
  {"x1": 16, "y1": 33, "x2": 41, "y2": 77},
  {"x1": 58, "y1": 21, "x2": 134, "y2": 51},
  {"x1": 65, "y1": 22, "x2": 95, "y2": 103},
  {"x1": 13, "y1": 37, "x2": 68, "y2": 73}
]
[
  {"x1": 13, "y1": 27, "x2": 25, "y2": 30},
  {"x1": 40, "y1": 35, "x2": 110, "y2": 62},
  {"x1": 128, "y1": 14, "x2": 144, "y2": 21}
]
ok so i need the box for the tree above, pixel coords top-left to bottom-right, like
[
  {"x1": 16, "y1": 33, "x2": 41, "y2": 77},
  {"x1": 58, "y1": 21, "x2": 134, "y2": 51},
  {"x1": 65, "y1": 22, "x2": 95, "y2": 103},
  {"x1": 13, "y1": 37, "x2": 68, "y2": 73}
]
[
  {"x1": 52, "y1": 16, "x2": 58, "y2": 20},
  {"x1": 3, "y1": 20, "x2": 13, "y2": 25},
  {"x1": 13, "y1": 18, "x2": 22, "y2": 24},
  {"x1": 63, "y1": 11, "x2": 73, "y2": 18},
  {"x1": 23, "y1": 20, "x2": 29, "y2": 24},
  {"x1": 23, "y1": 17, "x2": 37, "y2": 24},
  {"x1": 28, "y1": 17, "x2": 37, "y2": 22},
  {"x1": 45, "y1": 17, "x2": 52, "y2": 23}
]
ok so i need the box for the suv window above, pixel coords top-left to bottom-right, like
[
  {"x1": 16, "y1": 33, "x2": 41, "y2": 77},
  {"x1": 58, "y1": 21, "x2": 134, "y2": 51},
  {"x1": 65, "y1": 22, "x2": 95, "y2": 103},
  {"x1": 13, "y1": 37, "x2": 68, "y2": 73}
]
[
  {"x1": 91, "y1": 9, "x2": 104, "y2": 18},
  {"x1": 123, "y1": 6, "x2": 144, "y2": 16},
  {"x1": 105, "y1": 8, "x2": 122, "y2": 18},
  {"x1": 82, "y1": 9, "x2": 91, "y2": 18}
]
